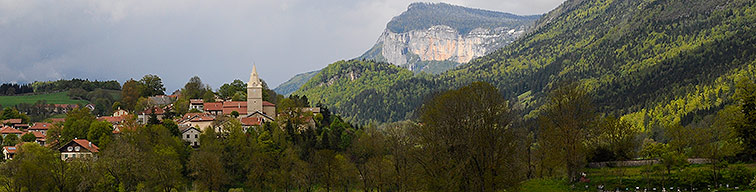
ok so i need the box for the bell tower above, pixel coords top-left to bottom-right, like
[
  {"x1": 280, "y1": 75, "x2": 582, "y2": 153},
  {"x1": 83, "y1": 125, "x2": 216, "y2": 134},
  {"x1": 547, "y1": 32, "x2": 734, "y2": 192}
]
[{"x1": 247, "y1": 65, "x2": 263, "y2": 115}]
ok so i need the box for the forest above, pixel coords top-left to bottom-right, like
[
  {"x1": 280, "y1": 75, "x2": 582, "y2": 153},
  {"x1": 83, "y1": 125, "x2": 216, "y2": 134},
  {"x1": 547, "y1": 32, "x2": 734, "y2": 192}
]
[{"x1": 3, "y1": 78, "x2": 756, "y2": 191}]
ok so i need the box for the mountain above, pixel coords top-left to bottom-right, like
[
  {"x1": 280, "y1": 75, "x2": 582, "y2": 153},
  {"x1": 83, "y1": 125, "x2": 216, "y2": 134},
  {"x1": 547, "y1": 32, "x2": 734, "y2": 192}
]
[
  {"x1": 273, "y1": 70, "x2": 320, "y2": 96},
  {"x1": 298, "y1": 0, "x2": 756, "y2": 127},
  {"x1": 358, "y1": 2, "x2": 540, "y2": 74}
]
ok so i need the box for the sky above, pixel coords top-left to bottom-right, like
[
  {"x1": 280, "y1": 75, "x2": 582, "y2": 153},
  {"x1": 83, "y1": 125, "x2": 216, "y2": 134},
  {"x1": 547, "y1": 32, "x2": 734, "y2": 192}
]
[{"x1": 0, "y1": 0, "x2": 565, "y2": 92}]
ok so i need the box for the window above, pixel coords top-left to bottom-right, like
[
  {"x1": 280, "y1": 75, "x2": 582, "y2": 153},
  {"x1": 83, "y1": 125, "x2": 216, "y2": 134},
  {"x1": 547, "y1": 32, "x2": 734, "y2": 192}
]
[
  {"x1": 194, "y1": 134, "x2": 198, "y2": 138},
  {"x1": 67, "y1": 146, "x2": 73, "y2": 151},
  {"x1": 186, "y1": 134, "x2": 189, "y2": 138},
  {"x1": 64, "y1": 154, "x2": 68, "y2": 158},
  {"x1": 74, "y1": 146, "x2": 80, "y2": 151}
]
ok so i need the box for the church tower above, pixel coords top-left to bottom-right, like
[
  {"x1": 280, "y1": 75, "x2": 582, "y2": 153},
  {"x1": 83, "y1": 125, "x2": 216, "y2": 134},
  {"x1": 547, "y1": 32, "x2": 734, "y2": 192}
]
[{"x1": 247, "y1": 65, "x2": 263, "y2": 115}]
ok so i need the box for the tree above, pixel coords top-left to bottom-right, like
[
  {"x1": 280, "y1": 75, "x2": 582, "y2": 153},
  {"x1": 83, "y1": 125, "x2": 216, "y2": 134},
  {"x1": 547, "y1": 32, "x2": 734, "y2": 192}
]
[
  {"x1": 182, "y1": 76, "x2": 205, "y2": 99},
  {"x1": 20, "y1": 133, "x2": 36, "y2": 142},
  {"x1": 734, "y1": 77, "x2": 756, "y2": 160},
  {"x1": 62, "y1": 107, "x2": 96, "y2": 144},
  {"x1": 3, "y1": 134, "x2": 18, "y2": 146},
  {"x1": 121, "y1": 79, "x2": 141, "y2": 111},
  {"x1": 218, "y1": 80, "x2": 246, "y2": 100},
  {"x1": 538, "y1": 82, "x2": 597, "y2": 182},
  {"x1": 162, "y1": 119, "x2": 180, "y2": 137},
  {"x1": 415, "y1": 81, "x2": 521, "y2": 191},
  {"x1": 0, "y1": 107, "x2": 31, "y2": 124},
  {"x1": 591, "y1": 116, "x2": 639, "y2": 161},
  {"x1": 138, "y1": 74, "x2": 166, "y2": 97},
  {"x1": 203, "y1": 90, "x2": 216, "y2": 103},
  {"x1": 87, "y1": 121, "x2": 113, "y2": 147}
]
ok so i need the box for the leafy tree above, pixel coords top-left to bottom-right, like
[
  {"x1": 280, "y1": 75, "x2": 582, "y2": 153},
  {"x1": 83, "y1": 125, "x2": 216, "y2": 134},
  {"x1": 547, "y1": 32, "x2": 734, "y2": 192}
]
[
  {"x1": 538, "y1": 82, "x2": 597, "y2": 182},
  {"x1": 735, "y1": 77, "x2": 756, "y2": 160},
  {"x1": 591, "y1": 116, "x2": 639, "y2": 161},
  {"x1": 415, "y1": 81, "x2": 521, "y2": 190},
  {"x1": 0, "y1": 107, "x2": 31, "y2": 124},
  {"x1": 121, "y1": 79, "x2": 141, "y2": 111},
  {"x1": 218, "y1": 79, "x2": 246, "y2": 100},
  {"x1": 3, "y1": 134, "x2": 18, "y2": 146},
  {"x1": 181, "y1": 76, "x2": 206, "y2": 99},
  {"x1": 62, "y1": 107, "x2": 96, "y2": 144},
  {"x1": 87, "y1": 121, "x2": 113, "y2": 147},
  {"x1": 67, "y1": 88, "x2": 88, "y2": 100},
  {"x1": 138, "y1": 74, "x2": 166, "y2": 97},
  {"x1": 162, "y1": 119, "x2": 180, "y2": 137},
  {"x1": 20, "y1": 133, "x2": 36, "y2": 142}
]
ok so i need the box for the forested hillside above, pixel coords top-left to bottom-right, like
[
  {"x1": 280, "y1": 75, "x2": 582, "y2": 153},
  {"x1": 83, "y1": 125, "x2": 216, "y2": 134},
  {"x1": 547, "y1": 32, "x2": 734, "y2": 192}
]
[
  {"x1": 386, "y1": 2, "x2": 539, "y2": 35},
  {"x1": 273, "y1": 70, "x2": 320, "y2": 96},
  {"x1": 298, "y1": 0, "x2": 756, "y2": 128}
]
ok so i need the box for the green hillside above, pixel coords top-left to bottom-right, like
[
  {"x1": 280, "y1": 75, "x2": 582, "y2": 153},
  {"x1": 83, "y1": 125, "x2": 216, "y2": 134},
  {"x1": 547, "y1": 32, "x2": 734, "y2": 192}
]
[
  {"x1": 0, "y1": 91, "x2": 88, "y2": 107},
  {"x1": 297, "y1": 0, "x2": 756, "y2": 129},
  {"x1": 386, "y1": 2, "x2": 540, "y2": 35},
  {"x1": 273, "y1": 70, "x2": 320, "y2": 96}
]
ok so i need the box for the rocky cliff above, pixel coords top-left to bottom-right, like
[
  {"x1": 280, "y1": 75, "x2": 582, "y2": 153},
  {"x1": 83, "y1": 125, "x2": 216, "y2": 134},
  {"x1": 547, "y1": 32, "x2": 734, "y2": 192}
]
[{"x1": 359, "y1": 2, "x2": 540, "y2": 73}]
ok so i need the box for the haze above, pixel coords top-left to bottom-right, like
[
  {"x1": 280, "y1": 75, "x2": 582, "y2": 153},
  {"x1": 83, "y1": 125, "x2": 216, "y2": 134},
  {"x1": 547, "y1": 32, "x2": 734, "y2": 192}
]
[{"x1": 0, "y1": 0, "x2": 564, "y2": 92}]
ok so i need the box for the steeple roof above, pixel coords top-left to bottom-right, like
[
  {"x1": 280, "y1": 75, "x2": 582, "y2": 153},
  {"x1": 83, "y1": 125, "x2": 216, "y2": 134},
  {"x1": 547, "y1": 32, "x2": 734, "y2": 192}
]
[{"x1": 248, "y1": 64, "x2": 262, "y2": 87}]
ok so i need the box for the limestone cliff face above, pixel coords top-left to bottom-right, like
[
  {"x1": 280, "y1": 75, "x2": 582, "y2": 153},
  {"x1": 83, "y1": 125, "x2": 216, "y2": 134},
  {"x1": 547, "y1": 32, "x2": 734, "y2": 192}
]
[
  {"x1": 359, "y1": 2, "x2": 539, "y2": 73},
  {"x1": 375, "y1": 25, "x2": 526, "y2": 71}
]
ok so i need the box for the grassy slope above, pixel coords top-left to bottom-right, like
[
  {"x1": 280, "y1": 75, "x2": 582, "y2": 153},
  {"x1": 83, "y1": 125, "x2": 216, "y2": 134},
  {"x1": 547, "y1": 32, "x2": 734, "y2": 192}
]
[
  {"x1": 0, "y1": 91, "x2": 88, "y2": 107},
  {"x1": 273, "y1": 70, "x2": 320, "y2": 96}
]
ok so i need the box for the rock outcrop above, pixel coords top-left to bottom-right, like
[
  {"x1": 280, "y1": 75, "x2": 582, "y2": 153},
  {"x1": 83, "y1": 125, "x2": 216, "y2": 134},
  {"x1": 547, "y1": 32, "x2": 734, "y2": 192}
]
[{"x1": 359, "y1": 2, "x2": 540, "y2": 73}]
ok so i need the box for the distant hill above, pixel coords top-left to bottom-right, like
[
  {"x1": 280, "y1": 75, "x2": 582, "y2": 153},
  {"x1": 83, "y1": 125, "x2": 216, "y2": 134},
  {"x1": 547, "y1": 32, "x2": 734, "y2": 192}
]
[
  {"x1": 359, "y1": 2, "x2": 540, "y2": 73},
  {"x1": 279, "y1": 2, "x2": 540, "y2": 97},
  {"x1": 298, "y1": 0, "x2": 756, "y2": 128},
  {"x1": 273, "y1": 70, "x2": 320, "y2": 96},
  {"x1": 0, "y1": 91, "x2": 88, "y2": 107}
]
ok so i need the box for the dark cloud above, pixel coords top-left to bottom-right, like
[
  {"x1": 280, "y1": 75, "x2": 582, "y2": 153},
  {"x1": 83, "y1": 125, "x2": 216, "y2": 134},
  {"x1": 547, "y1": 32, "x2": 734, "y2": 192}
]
[{"x1": 0, "y1": 0, "x2": 564, "y2": 91}]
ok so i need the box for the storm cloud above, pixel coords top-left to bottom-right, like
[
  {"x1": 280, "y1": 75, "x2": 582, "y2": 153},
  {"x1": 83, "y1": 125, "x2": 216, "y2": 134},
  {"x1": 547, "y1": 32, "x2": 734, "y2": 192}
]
[{"x1": 0, "y1": 0, "x2": 564, "y2": 91}]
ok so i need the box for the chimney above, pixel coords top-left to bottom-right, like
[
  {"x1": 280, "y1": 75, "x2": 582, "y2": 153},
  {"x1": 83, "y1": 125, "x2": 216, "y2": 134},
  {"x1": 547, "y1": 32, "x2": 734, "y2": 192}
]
[{"x1": 89, "y1": 142, "x2": 92, "y2": 148}]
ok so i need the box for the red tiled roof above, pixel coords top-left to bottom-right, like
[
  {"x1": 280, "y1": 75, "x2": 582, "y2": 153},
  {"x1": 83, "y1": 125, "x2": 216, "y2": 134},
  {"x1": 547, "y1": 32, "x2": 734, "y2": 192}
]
[
  {"x1": 222, "y1": 101, "x2": 247, "y2": 115},
  {"x1": 72, "y1": 139, "x2": 99, "y2": 153},
  {"x1": 262, "y1": 101, "x2": 275, "y2": 106},
  {"x1": 1, "y1": 119, "x2": 22, "y2": 124},
  {"x1": 29, "y1": 122, "x2": 53, "y2": 130},
  {"x1": 97, "y1": 116, "x2": 125, "y2": 124},
  {"x1": 53, "y1": 104, "x2": 79, "y2": 108},
  {"x1": 30, "y1": 131, "x2": 45, "y2": 139},
  {"x1": 190, "y1": 115, "x2": 215, "y2": 122},
  {"x1": 0, "y1": 127, "x2": 24, "y2": 134},
  {"x1": 240, "y1": 117, "x2": 263, "y2": 126},
  {"x1": 190, "y1": 99, "x2": 204, "y2": 104},
  {"x1": 141, "y1": 107, "x2": 165, "y2": 115},
  {"x1": 182, "y1": 113, "x2": 205, "y2": 119},
  {"x1": 3, "y1": 146, "x2": 17, "y2": 154},
  {"x1": 14, "y1": 124, "x2": 29, "y2": 127},
  {"x1": 204, "y1": 102, "x2": 223, "y2": 111}
]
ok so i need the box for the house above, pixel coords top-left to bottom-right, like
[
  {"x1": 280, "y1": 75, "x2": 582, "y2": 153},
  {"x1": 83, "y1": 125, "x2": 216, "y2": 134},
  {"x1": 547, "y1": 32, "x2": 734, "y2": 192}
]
[
  {"x1": 1, "y1": 119, "x2": 22, "y2": 126},
  {"x1": 59, "y1": 139, "x2": 99, "y2": 161},
  {"x1": 84, "y1": 104, "x2": 96, "y2": 111},
  {"x1": 204, "y1": 102, "x2": 223, "y2": 115},
  {"x1": 222, "y1": 101, "x2": 247, "y2": 116},
  {"x1": 0, "y1": 126, "x2": 24, "y2": 138},
  {"x1": 113, "y1": 108, "x2": 129, "y2": 117},
  {"x1": 29, "y1": 122, "x2": 53, "y2": 136},
  {"x1": 97, "y1": 116, "x2": 125, "y2": 126},
  {"x1": 3, "y1": 146, "x2": 17, "y2": 160},
  {"x1": 178, "y1": 113, "x2": 215, "y2": 131},
  {"x1": 137, "y1": 107, "x2": 165, "y2": 124},
  {"x1": 181, "y1": 127, "x2": 201, "y2": 147},
  {"x1": 52, "y1": 104, "x2": 78, "y2": 113},
  {"x1": 30, "y1": 131, "x2": 45, "y2": 146},
  {"x1": 149, "y1": 95, "x2": 175, "y2": 106},
  {"x1": 190, "y1": 99, "x2": 204, "y2": 111},
  {"x1": 12, "y1": 123, "x2": 29, "y2": 130}
]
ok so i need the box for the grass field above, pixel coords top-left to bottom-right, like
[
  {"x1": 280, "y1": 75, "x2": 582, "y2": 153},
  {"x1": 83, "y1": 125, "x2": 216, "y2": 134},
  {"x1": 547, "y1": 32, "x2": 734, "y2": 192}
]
[
  {"x1": 521, "y1": 164, "x2": 756, "y2": 191},
  {"x1": 0, "y1": 91, "x2": 88, "y2": 107}
]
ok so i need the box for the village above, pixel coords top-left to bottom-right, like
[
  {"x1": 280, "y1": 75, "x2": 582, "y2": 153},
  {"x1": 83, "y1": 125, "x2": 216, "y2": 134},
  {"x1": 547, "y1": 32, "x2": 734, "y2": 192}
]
[{"x1": 0, "y1": 66, "x2": 320, "y2": 162}]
